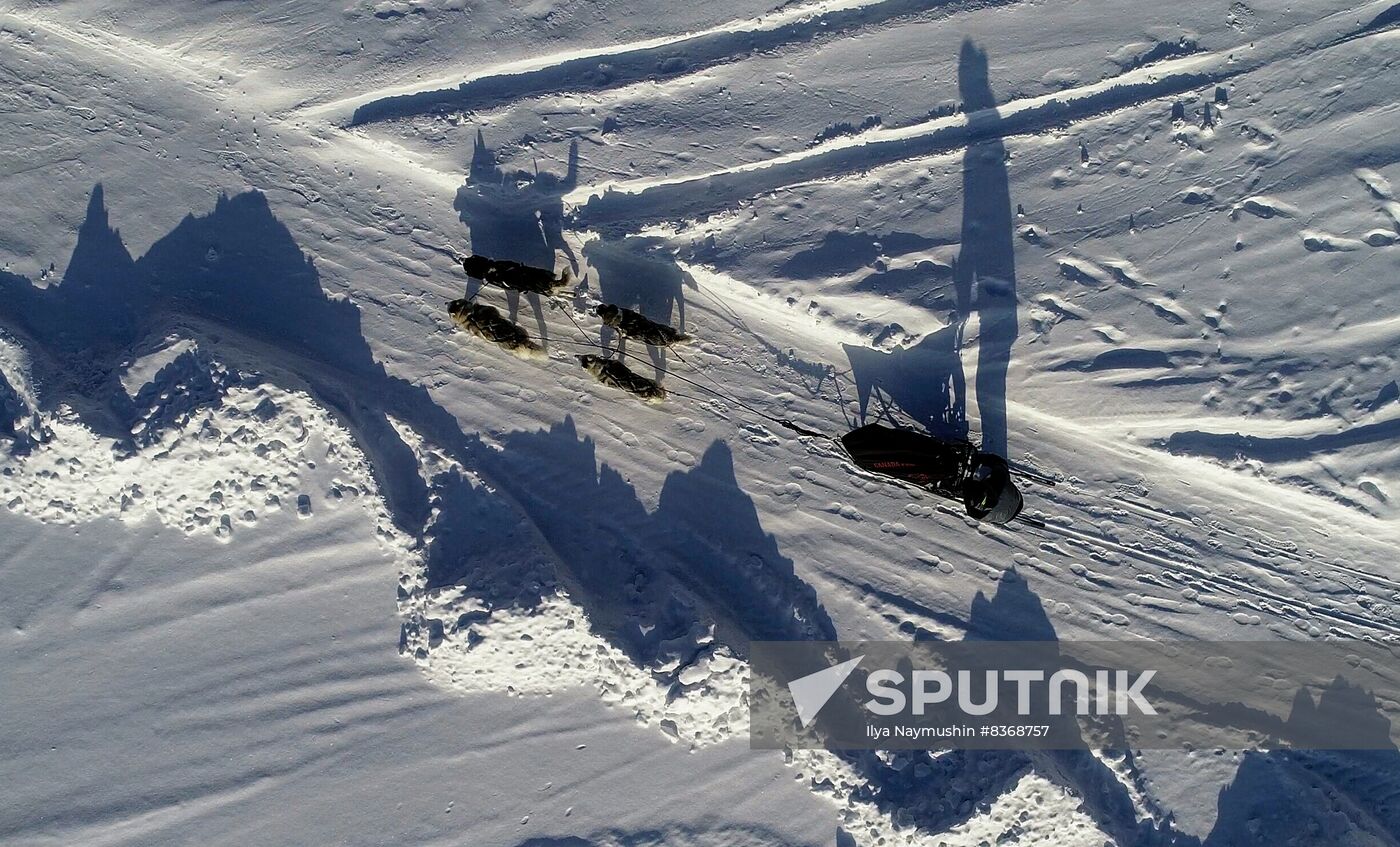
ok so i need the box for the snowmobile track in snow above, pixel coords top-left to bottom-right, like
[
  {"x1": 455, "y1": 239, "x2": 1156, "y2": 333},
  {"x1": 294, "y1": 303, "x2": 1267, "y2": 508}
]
[
  {"x1": 565, "y1": 0, "x2": 1400, "y2": 227},
  {"x1": 332, "y1": 0, "x2": 1019, "y2": 126}
]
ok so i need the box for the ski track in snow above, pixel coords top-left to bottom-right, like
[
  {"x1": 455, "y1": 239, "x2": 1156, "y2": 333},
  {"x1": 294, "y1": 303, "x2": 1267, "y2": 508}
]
[{"x1": 4, "y1": 0, "x2": 1400, "y2": 844}]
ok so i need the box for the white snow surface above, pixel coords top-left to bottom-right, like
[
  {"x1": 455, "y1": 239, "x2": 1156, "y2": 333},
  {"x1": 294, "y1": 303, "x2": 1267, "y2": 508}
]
[{"x1": 2, "y1": 0, "x2": 1400, "y2": 843}]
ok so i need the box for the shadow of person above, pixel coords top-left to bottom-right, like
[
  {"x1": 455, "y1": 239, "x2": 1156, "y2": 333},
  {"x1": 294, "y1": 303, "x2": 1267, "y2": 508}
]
[
  {"x1": 581, "y1": 235, "x2": 696, "y2": 380},
  {"x1": 840, "y1": 41, "x2": 1016, "y2": 454},
  {"x1": 453, "y1": 131, "x2": 580, "y2": 345},
  {"x1": 955, "y1": 40, "x2": 1018, "y2": 459}
]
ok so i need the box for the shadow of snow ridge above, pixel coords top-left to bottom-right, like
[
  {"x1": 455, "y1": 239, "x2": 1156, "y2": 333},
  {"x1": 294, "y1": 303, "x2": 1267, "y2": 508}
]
[
  {"x1": 0, "y1": 185, "x2": 434, "y2": 533},
  {"x1": 0, "y1": 183, "x2": 835, "y2": 693},
  {"x1": 470, "y1": 417, "x2": 837, "y2": 669}
]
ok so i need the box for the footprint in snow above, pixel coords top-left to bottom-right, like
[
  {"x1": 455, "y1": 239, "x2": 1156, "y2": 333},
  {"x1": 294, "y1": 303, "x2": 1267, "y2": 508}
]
[
  {"x1": 1301, "y1": 230, "x2": 1364, "y2": 252},
  {"x1": 1231, "y1": 195, "x2": 1299, "y2": 219},
  {"x1": 771, "y1": 482, "x2": 802, "y2": 499},
  {"x1": 1104, "y1": 260, "x2": 1151, "y2": 288},
  {"x1": 1354, "y1": 167, "x2": 1394, "y2": 200},
  {"x1": 1381, "y1": 202, "x2": 1400, "y2": 230},
  {"x1": 824, "y1": 502, "x2": 862, "y2": 521},
  {"x1": 1176, "y1": 185, "x2": 1215, "y2": 205},
  {"x1": 666, "y1": 449, "x2": 697, "y2": 467},
  {"x1": 741, "y1": 423, "x2": 780, "y2": 446},
  {"x1": 1148, "y1": 298, "x2": 1191, "y2": 325},
  {"x1": 1058, "y1": 257, "x2": 1112, "y2": 287},
  {"x1": 1035, "y1": 294, "x2": 1089, "y2": 320},
  {"x1": 917, "y1": 552, "x2": 952, "y2": 573},
  {"x1": 1092, "y1": 325, "x2": 1128, "y2": 343},
  {"x1": 1060, "y1": 254, "x2": 1152, "y2": 292}
]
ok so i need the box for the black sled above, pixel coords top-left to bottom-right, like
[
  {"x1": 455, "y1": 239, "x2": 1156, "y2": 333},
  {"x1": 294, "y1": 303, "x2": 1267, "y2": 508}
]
[{"x1": 841, "y1": 423, "x2": 1024, "y2": 525}]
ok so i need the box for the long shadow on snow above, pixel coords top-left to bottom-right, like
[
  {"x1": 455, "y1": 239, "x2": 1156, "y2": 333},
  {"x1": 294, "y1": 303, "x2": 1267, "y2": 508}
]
[
  {"x1": 954, "y1": 40, "x2": 1018, "y2": 458},
  {"x1": 470, "y1": 417, "x2": 836, "y2": 666},
  {"x1": 842, "y1": 569, "x2": 1179, "y2": 846},
  {"x1": 840, "y1": 40, "x2": 1016, "y2": 454},
  {"x1": 0, "y1": 185, "x2": 834, "y2": 672},
  {"x1": 0, "y1": 185, "x2": 495, "y2": 537}
]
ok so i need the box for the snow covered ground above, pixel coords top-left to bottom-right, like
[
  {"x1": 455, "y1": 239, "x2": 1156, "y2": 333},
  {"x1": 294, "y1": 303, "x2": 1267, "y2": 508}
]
[{"x1": 2, "y1": 0, "x2": 1399, "y2": 843}]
